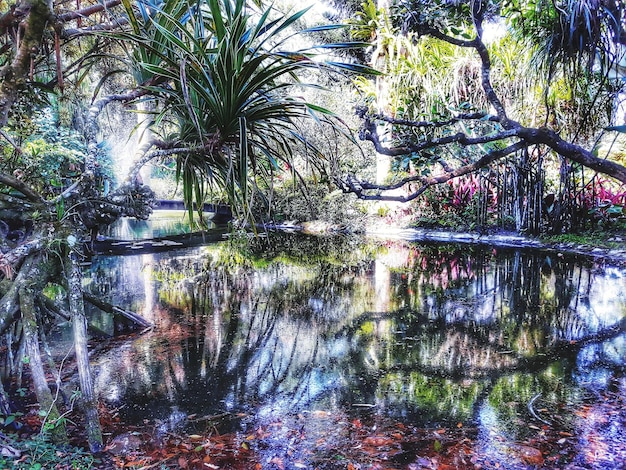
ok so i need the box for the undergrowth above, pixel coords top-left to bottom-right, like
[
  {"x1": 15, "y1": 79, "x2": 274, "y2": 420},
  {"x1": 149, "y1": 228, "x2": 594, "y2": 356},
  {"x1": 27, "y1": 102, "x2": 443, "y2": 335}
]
[{"x1": 0, "y1": 432, "x2": 101, "y2": 470}]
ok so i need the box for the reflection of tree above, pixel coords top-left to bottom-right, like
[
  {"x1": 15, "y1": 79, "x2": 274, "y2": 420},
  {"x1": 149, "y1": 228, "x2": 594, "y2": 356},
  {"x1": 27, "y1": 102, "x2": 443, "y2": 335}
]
[
  {"x1": 91, "y1": 238, "x2": 625, "y2": 441},
  {"x1": 94, "y1": 243, "x2": 375, "y2": 424},
  {"x1": 339, "y1": 244, "x2": 625, "y2": 426}
]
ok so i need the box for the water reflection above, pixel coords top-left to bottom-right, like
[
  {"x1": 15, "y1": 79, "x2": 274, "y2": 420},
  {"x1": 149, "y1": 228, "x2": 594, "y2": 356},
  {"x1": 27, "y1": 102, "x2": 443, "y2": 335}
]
[
  {"x1": 87, "y1": 233, "x2": 626, "y2": 466},
  {"x1": 103, "y1": 210, "x2": 213, "y2": 240}
]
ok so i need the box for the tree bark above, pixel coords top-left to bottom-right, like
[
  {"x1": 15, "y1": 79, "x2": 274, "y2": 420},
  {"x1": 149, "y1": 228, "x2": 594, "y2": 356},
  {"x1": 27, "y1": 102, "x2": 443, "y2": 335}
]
[
  {"x1": 19, "y1": 255, "x2": 68, "y2": 444},
  {"x1": 67, "y1": 243, "x2": 103, "y2": 453},
  {"x1": 0, "y1": 376, "x2": 11, "y2": 415},
  {"x1": 0, "y1": 0, "x2": 53, "y2": 127},
  {"x1": 37, "y1": 294, "x2": 110, "y2": 338}
]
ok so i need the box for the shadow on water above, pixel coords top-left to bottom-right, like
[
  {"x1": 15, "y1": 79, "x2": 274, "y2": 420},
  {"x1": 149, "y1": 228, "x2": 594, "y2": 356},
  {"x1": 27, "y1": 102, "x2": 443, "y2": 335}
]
[{"x1": 83, "y1": 222, "x2": 626, "y2": 468}]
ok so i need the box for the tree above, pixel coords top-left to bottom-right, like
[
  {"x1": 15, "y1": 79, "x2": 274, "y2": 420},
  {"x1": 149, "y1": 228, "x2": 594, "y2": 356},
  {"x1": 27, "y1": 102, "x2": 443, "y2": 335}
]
[
  {"x1": 0, "y1": 0, "x2": 374, "y2": 452},
  {"x1": 337, "y1": 0, "x2": 626, "y2": 233},
  {"x1": 113, "y1": 0, "x2": 375, "y2": 223}
]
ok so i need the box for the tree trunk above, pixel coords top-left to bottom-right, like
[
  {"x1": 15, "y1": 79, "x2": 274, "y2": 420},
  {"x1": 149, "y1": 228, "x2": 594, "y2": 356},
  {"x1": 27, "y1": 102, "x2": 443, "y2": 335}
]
[
  {"x1": 19, "y1": 255, "x2": 68, "y2": 444},
  {"x1": 83, "y1": 292, "x2": 152, "y2": 329},
  {"x1": 67, "y1": 243, "x2": 103, "y2": 453},
  {"x1": 0, "y1": 376, "x2": 10, "y2": 415}
]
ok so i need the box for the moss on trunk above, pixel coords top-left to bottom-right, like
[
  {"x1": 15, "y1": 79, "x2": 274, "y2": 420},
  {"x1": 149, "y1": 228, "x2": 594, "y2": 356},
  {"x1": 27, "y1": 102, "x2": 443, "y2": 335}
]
[{"x1": 19, "y1": 254, "x2": 68, "y2": 444}]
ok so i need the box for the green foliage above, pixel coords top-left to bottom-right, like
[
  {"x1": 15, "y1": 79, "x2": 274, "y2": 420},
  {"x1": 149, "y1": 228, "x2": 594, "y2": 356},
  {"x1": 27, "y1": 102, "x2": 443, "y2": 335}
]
[
  {"x1": 502, "y1": 0, "x2": 615, "y2": 74},
  {"x1": 0, "y1": 412, "x2": 22, "y2": 428},
  {"x1": 392, "y1": 0, "x2": 476, "y2": 35},
  {"x1": 114, "y1": 0, "x2": 376, "y2": 223},
  {"x1": 0, "y1": 109, "x2": 112, "y2": 197},
  {"x1": 253, "y1": 180, "x2": 370, "y2": 229},
  {"x1": 0, "y1": 433, "x2": 99, "y2": 470},
  {"x1": 347, "y1": 0, "x2": 383, "y2": 42}
]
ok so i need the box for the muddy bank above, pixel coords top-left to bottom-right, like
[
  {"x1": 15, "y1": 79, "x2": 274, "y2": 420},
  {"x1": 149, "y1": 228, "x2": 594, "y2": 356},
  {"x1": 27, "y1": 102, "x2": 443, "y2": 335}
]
[
  {"x1": 365, "y1": 226, "x2": 626, "y2": 264},
  {"x1": 265, "y1": 219, "x2": 626, "y2": 264}
]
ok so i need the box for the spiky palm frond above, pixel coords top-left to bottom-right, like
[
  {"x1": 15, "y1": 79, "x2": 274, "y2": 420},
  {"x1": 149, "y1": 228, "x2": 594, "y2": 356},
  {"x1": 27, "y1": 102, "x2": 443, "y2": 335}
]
[
  {"x1": 503, "y1": 0, "x2": 620, "y2": 78},
  {"x1": 114, "y1": 0, "x2": 377, "y2": 222}
]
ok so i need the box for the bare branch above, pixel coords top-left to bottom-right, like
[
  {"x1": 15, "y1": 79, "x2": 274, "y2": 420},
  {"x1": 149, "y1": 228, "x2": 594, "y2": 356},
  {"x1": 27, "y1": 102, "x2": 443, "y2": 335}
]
[
  {"x1": 360, "y1": 115, "x2": 519, "y2": 156},
  {"x1": 61, "y1": 18, "x2": 129, "y2": 39},
  {"x1": 371, "y1": 111, "x2": 500, "y2": 129},
  {"x1": 126, "y1": 146, "x2": 191, "y2": 183},
  {"x1": 0, "y1": 238, "x2": 44, "y2": 279},
  {"x1": 338, "y1": 141, "x2": 526, "y2": 202},
  {"x1": 419, "y1": 26, "x2": 476, "y2": 48},
  {"x1": 0, "y1": 173, "x2": 44, "y2": 203},
  {"x1": 0, "y1": 128, "x2": 22, "y2": 153},
  {"x1": 56, "y1": 0, "x2": 122, "y2": 23},
  {"x1": 518, "y1": 127, "x2": 626, "y2": 183},
  {"x1": 125, "y1": 139, "x2": 226, "y2": 183}
]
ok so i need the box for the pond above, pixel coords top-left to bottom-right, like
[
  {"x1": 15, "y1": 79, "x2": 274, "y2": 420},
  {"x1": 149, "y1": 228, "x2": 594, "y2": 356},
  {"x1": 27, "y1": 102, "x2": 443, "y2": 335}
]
[{"x1": 82, "y1": 217, "x2": 626, "y2": 469}]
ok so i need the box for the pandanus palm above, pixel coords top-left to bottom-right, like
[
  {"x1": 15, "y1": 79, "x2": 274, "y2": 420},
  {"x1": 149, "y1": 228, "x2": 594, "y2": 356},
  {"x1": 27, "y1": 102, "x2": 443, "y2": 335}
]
[{"x1": 118, "y1": 0, "x2": 375, "y2": 222}]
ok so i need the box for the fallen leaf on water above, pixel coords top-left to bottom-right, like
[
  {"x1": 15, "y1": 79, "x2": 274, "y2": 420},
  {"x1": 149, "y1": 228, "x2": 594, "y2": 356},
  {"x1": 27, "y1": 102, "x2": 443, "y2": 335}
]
[
  {"x1": 269, "y1": 456, "x2": 285, "y2": 469},
  {"x1": 433, "y1": 440, "x2": 442, "y2": 452},
  {"x1": 512, "y1": 444, "x2": 544, "y2": 466},
  {"x1": 363, "y1": 436, "x2": 394, "y2": 447}
]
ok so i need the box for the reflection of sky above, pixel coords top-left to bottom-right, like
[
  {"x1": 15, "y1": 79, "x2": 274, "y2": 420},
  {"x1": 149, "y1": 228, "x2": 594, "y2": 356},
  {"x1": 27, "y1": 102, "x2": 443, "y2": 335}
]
[
  {"x1": 580, "y1": 267, "x2": 625, "y2": 329},
  {"x1": 576, "y1": 334, "x2": 626, "y2": 387}
]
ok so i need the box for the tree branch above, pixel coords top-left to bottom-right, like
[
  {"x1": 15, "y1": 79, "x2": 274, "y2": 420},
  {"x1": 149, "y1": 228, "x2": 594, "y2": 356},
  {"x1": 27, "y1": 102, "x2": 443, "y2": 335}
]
[
  {"x1": 519, "y1": 126, "x2": 626, "y2": 183},
  {"x1": 0, "y1": 0, "x2": 54, "y2": 127},
  {"x1": 343, "y1": 4, "x2": 626, "y2": 201},
  {"x1": 61, "y1": 18, "x2": 129, "y2": 39},
  {"x1": 0, "y1": 173, "x2": 44, "y2": 203},
  {"x1": 371, "y1": 111, "x2": 500, "y2": 128},
  {"x1": 338, "y1": 141, "x2": 526, "y2": 202},
  {"x1": 56, "y1": 0, "x2": 122, "y2": 23},
  {"x1": 0, "y1": 238, "x2": 43, "y2": 286},
  {"x1": 360, "y1": 115, "x2": 520, "y2": 156}
]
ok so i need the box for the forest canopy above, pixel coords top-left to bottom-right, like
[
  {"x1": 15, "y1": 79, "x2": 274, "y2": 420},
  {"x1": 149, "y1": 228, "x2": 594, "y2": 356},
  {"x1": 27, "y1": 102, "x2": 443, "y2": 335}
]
[{"x1": 336, "y1": 0, "x2": 626, "y2": 234}]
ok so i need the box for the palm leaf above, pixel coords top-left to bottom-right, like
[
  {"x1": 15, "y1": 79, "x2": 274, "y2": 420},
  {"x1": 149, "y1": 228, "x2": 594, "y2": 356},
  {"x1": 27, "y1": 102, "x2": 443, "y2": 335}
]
[{"x1": 111, "y1": 0, "x2": 374, "y2": 222}]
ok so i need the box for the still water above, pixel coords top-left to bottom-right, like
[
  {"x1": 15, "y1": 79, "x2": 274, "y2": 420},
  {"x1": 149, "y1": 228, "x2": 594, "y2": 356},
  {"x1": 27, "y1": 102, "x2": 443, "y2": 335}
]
[{"x1": 85, "y1": 218, "x2": 626, "y2": 467}]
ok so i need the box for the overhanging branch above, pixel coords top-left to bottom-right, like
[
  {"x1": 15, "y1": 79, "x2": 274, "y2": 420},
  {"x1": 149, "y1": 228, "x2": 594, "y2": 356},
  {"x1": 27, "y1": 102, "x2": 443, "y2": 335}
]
[
  {"x1": 371, "y1": 111, "x2": 500, "y2": 129},
  {"x1": 344, "y1": 3, "x2": 626, "y2": 202},
  {"x1": 338, "y1": 141, "x2": 526, "y2": 202},
  {"x1": 0, "y1": 173, "x2": 44, "y2": 203},
  {"x1": 360, "y1": 115, "x2": 519, "y2": 156}
]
